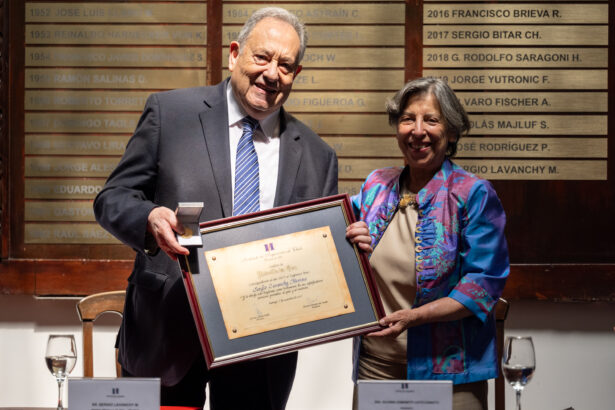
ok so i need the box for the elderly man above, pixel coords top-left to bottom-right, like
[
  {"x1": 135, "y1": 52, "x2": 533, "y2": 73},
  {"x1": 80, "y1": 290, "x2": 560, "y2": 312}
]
[{"x1": 94, "y1": 7, "x2": 338, "y2": 409}]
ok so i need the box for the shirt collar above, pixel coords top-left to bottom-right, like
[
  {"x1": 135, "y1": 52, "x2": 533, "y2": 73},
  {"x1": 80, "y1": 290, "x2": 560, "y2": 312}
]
[{"x1": 226, "y1": 81, "x2": 280, "y2": 139}]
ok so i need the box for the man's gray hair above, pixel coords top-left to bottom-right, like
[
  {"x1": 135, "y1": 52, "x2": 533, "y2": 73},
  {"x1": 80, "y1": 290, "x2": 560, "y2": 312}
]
[
  {"x1": 385, "y1": 77, "x2": 470, "y2": 158},
  {"x1": 236, "y1": 7, "x2": 307, "y2": 64}
]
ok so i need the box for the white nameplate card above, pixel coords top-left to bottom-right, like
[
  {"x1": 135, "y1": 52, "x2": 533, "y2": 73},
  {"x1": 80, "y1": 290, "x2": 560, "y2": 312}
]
[
  {"x1": 357, "y1": 380, "x2": 452, "y2": 410},
  {"x1": 68, "y1": 378, "x2": 160, "y2": 410}
]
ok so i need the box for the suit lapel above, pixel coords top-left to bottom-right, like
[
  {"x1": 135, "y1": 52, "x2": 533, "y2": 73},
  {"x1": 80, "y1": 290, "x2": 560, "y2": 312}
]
[
  {"x1": 274, "y1": 109, "x2": 303, "y2": 207},
  {"x1": 199, "y1": 80, "x2": 233, "y2": 217}
]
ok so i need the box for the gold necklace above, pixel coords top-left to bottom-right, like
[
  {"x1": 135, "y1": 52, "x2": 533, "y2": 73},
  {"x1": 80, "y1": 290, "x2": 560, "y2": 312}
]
[{"x1": 399, "y1": 193, "x2": 418, "y2": 209}]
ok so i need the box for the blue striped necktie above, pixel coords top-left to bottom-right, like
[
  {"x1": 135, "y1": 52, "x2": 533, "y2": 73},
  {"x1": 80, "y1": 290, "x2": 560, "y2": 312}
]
[{"x1": 233, "y1": 116, "x2": 260, "y2": 215}]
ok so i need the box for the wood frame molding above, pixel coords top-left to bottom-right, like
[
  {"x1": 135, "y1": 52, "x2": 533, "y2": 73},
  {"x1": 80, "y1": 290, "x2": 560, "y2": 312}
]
[
  {"x1": 1, "y1": 261, "x2": 614, "y2": 300},
  {"x1": 0, "y1": 259, "x2": 132, "y2": 295},
  {"x1": 0, "y1": 0, "x2": 8, "y2": 258}
]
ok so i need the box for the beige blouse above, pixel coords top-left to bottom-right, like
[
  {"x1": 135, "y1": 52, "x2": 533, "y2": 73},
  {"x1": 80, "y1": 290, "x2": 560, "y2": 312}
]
[{"x1": 361, "y1": 187, "x2": 418, "y2": 363}]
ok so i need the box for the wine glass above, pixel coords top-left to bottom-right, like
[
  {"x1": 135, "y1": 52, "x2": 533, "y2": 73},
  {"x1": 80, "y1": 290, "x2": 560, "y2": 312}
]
[
  {"x1": 502, "y1": 336, "x2": 535, "y2": 410},
  {"x1": 45, "y1": 334, "x2": 77, "y2": 410}
]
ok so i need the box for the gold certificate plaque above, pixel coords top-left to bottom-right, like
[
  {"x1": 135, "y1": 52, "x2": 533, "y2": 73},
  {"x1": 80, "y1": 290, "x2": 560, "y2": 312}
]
[
  {"x1": 206, "y1": 226, "x2": 355, "y2": 339},
  {"x1": 179, "y1": 194, "x2": 384, "y2": 368}
]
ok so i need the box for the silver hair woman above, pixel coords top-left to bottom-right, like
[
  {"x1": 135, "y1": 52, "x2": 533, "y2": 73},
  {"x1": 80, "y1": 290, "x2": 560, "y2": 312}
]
[
  {"x1": 386, "y1": 77, "x2": 471, "y2": 158},
  {"x1": 346, "y1": 77, "x2": 509, "y2": 410}
]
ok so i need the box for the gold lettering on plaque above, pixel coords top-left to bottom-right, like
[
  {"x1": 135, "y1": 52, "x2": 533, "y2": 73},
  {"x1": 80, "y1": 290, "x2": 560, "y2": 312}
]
[
  {"x1": 25, "y1": 223, "x2": 119, "y2": 244},
  {"x1": 26, "y1": 25, "x2": 207, "y2": 45},
  {"x1": 324, "y1": 137, "x2": 400, "y2": 157},
  {"x1": 26, "y1": 3, "x2": 207, "y2": 23},
  {"x1": 223, "y1": 4, "x2": 404, "y2": 24},
  {"x1": 26, "y1": 135, "x2": 129, "y2": 155},
  {"x1": 423, "y1": 48, "x2": 607, "y2": 68},
  {"x1": 25, "y1": 179, "x2": 105, "y2": 199},
  {"x1": 424, "y1": 69, "x2": 606, "y2": 90},
  {"x1": 294, "y1": 114, "x2": 389, "y2": 135},
  {"x1": 26, "y1": 46, "x2": 206, "y2": 67},
  {"x1": 26, "y1": 68, "x2": 205, "y2": 89},
  {"x1": 25, "y1": 201, "x2": 95, "y2": 222},
  {"x1": 223, "y1": 69, "x2": 403, "y2": 90},
  {"x1": 424, "y1": 4, "x2": 607, "y2": 24},
  {"x1": 223, "y1": 26, "x2": 404, "y2": 46},
  {"x1": 26, "y1": 91, "x2": 150, "y2": 111},
  {"x1": 456, "y1": 138, "x2": 607, "y2": 158},
  {"x1": 423, "y1": 26, "x2": 608, "y2": 46},
  {"x1": 338, "y1": 159, "x2": 607, "y2": 181},
  {"x1": 456, "y1": 92, "x2": 607, "y2": 112},
  {"x1": 25, "y1": 157, "x2": 120, "y2": 177},
  {"x1": 284, "y1": 92, "x2": 389, "y2": 112},
  {"x1": 339, "y1": 159, "x2": 402, "y2": 179},
  {"x1": 224, "y1": 47, "x2": 403, "y2": 68},
  {"x1": 422, "y1": 0, "x2": 609, "y2": 184},
  {"x1": 455, "y1": 160, "x2": 606, "y2": 180},
  {"x1": 26, "y1": 113, "x2": 140, "y2": 133},
  {"x1": 468, "y1": 115, "x2": 606, "y2": 135},
  {"x1": 204, "y1": 226, "x2": 354, "y2": 339}
]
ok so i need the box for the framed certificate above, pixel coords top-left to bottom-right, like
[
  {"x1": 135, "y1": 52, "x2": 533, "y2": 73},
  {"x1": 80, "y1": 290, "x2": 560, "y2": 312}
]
[{"x1": 179, "y1": 194, "x2": 384, "y2": 368}]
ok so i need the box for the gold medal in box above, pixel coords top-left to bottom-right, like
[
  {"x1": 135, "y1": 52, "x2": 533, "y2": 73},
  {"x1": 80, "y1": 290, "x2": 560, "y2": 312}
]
[
  {"x1": 175, "y1": 202, "x2": 204, "y2": 247},
  {"x1": 181, "y1": 227, "x2": 193, "y2": 239}
]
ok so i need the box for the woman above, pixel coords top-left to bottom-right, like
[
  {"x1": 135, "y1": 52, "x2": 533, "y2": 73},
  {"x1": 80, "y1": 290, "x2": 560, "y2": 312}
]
[{"x1": 346, "y1": 77, "x2": 509, "y2": 409}]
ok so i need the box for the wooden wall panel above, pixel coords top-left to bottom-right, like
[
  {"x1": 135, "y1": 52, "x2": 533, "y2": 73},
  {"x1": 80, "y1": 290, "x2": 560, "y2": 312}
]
[
  {"x1": 18, "y1": 0, "x2": 207, "y2": 262},
  {"x1": 0, "y1": 0, "x2": 612, "y2": 300},
  {"x1": 0, "y1": 0, "x2": 9, "y2": 259},
  {"x1": 423, "y1": 0, "x2": 614, "y2": 270}
]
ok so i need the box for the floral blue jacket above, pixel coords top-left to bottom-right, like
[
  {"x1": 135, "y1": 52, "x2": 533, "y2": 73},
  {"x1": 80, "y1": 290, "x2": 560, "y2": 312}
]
[{"x1": 352, "y1": 160, "x2": 509, "y2": 384}]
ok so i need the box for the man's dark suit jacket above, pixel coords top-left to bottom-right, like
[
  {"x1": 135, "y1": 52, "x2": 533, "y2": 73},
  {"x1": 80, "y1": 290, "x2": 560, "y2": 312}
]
[{"x1": 94, "y1": 79, "x2": 338, "y2": 386}]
